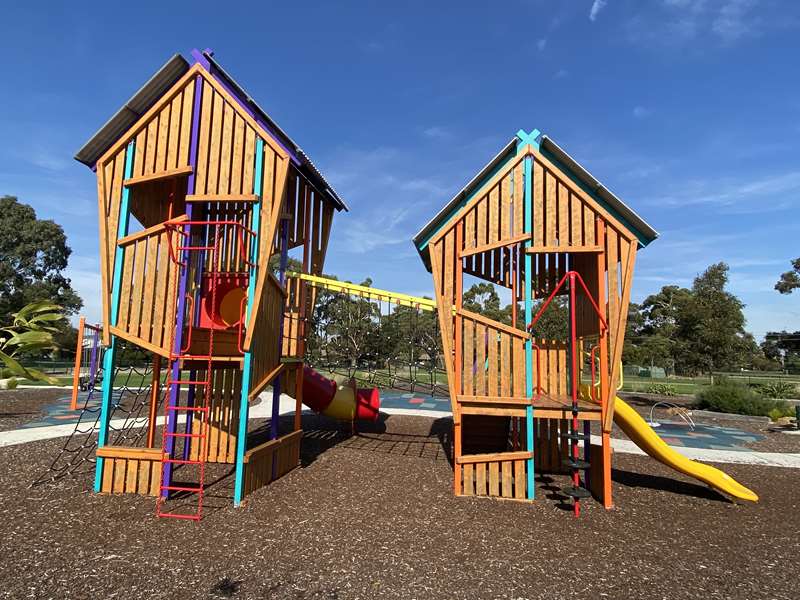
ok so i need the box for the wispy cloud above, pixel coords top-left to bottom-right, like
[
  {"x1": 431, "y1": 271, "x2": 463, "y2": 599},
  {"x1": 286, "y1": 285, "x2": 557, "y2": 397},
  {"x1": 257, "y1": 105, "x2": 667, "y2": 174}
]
[
  {"x1": 632, "y1": 105, "x2": 653, "y2": 119},
  {"x1": 554, "y1": 68, "x2": 569, "y2": 79},
  {"x1": 536, "y1": 38, "x2": 547, "y2": 51},
  {"x1": 645, "y1": 170, "x2": 800, "y2": 212},
  {"x1": 589, "y1": 0, "x2": 608, "y2": 22},
  {"x1": 625, "y1": 0, "x2": 796, "y2": 48},
  {"x1": 422, "y1": 126, "x2": 453, "y2": 140}
]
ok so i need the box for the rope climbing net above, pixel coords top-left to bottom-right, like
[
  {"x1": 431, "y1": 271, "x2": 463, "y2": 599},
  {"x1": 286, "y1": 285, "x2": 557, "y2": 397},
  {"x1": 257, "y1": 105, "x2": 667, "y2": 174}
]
[
  {"x1": 32, "y1": 359, "x2": 166, "y2": 486},
  {"x1": 287, "y1": 273, "x2": 449, "y2": 397}
]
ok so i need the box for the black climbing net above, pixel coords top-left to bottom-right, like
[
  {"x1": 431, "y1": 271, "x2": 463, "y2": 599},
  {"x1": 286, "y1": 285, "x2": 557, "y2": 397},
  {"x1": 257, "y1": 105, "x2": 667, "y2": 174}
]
[{"x1": 32, "y1": 361, "x2": 167, "y2": 486}]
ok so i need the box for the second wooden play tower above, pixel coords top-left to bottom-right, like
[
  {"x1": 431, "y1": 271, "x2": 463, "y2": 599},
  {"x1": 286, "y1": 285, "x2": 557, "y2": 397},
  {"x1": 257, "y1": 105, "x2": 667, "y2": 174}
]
[{"x1": 413, "y1": 129, "x2": 657, "y2": 512}]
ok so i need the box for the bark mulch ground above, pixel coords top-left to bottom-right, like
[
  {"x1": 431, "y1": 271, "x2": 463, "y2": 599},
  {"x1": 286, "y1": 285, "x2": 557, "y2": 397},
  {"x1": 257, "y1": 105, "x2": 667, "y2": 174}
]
[
  {"x1": 0, "y1": 388, "x2": 65, "y2": 432},
  {"x1": 1, "y1": 406, "x2": 798, "y2": 600}
]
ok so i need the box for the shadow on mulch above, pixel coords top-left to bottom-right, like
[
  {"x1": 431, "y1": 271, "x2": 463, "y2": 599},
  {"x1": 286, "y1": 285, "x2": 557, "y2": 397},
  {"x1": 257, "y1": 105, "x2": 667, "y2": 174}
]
[{"x1": 611, "y1": 467, "x2": 729, "y2": 502}]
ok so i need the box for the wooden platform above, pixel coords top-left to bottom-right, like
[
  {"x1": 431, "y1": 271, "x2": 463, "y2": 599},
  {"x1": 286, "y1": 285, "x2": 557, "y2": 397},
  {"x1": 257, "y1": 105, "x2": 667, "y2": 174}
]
[
  {"x1": 457, "y1": 393, "x2": 601, "y2": 420},
  {"x1": 531, "y1": 393, "x2": 602, "y2": 420}
]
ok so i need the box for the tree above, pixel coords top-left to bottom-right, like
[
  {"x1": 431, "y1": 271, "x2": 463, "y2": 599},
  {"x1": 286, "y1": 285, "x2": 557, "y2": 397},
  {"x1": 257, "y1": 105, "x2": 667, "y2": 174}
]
[
  {"x1": 678, "y1": 263, "x2": 756, "y2": 373},
  {"x1": 0, "y1": 196, "x2": 82, "y2": 324},
  {"x1": 775, "y1": 258, "x2": 800, "y2": 294}
]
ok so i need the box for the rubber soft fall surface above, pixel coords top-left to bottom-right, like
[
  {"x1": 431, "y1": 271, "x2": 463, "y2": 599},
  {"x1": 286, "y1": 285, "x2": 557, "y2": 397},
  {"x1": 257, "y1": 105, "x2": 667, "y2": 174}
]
[{"x1": 613, "y1": 396, "x2": 759, "y2": 502}]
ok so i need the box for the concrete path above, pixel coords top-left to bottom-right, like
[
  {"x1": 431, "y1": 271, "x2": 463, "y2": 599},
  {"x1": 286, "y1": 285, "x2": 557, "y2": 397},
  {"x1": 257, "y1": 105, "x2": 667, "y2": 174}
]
[{"x1": 3, "y1": 394, "x2": 800, "y2": 469}]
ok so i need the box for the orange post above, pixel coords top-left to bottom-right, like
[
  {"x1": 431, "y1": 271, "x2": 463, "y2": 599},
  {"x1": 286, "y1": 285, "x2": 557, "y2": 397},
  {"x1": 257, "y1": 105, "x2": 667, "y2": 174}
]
[
  {"x1": 453, "y1": 222, "x2": 464, "y2": 495},
  {"x1": 70, "y1": 317, "x2": 86, "y2": 411},
  {"x1": 146, "y1": 354, "x2": 161, "y2": 448},
  {"x1": 595, "y1": 220, "x2": 613, "y2": 508}
]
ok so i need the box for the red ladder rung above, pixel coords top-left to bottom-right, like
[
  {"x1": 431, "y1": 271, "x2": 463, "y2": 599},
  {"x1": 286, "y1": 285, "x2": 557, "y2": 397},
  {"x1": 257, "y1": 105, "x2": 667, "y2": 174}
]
[
  {"x1": 157, "y1": 512, "x2": 201, "y2": 521},
  {"x1": 168, "y1": 379, "x2": 211, "y2": 386},
  {"x1": 166, "y1": 405, "x2": 209, "y2": 412},
  {"x1": 165, "y1": 432, "x2": 205, "y2": 439},
  {"x1": 161, "y1": 484, "x2": 203, "y2": 493},
  {"x1": 163, "y1": 458, "x2": 205, "y2": 465}
]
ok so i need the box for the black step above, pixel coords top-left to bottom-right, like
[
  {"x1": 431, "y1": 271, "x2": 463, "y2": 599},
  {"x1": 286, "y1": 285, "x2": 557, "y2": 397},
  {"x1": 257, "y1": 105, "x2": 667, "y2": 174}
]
[
  {"x1": 561, "y1": 432, "x2": 590, "y2": 442},
  {"x1": 562, "y1": 486, "x2": 591, "y2": 499},
  {"x1": 562, "y1": 458, "x2": 590, "y2": 470}
]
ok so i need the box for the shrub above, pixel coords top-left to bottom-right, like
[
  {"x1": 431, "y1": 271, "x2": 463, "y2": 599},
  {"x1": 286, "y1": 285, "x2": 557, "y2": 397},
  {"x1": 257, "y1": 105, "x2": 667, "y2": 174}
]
[
  {"x1": 758, "y1": 381, "x2": 799, "y2": 399},
  {"x1": 696, "y1": 380, "x2": 794, "y2": 419},
  {"x1": 645, "y1": 383, "x2": 677, "y2": 396}
]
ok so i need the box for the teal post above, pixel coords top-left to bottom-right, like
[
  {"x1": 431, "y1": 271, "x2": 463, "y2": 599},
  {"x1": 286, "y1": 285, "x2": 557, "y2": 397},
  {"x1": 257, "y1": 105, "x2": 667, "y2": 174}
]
[
  {"x1": 233, "y1": 137, "x2": 264, "y2": 506},
  {"x1": 94, "y1": 141, "x2": 135, "y2": 492},
  {"x1": 523, "y1": 154, "x2": 535, "y2": 500}
]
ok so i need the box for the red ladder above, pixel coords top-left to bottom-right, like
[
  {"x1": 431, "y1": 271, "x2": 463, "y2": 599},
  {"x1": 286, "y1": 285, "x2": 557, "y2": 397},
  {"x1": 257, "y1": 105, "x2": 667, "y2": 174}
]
[{"x1": 155, "y1": 227, "x2": 221, "y2": 521}]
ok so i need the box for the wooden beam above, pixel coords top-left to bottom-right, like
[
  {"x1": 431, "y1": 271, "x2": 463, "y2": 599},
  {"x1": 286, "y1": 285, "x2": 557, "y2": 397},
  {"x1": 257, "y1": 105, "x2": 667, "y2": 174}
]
[
  {"x1": 108, "y1": 325, "x2": 170, "y2": 359},
  {"x1": 456, "y1": 308, "x2": 527, "y2": 339},
  {"x1": 457, "y1": 451, "x2": 532, "y2": 465},
  {"x1": 96, "y1": 446, "x2": 166, "y2": 461},
  {"x1": 457, "y1": 395, "x2": 531, "y2": 405},
  {"x1": 123, "y1": 165, "x2": 193, "y2": 187},
  {"x1": 460, "y1": 233, "x2": 531, "y2": 258},
  {"x1": 185, "y1": 194, "x2": 258, "y2": 203},
  {"x1": 117, "y1": 214, "x2": 188, "y2": 246},
  {"x1": 524, "y1": 245, "x2": 603, "y2": 255}
]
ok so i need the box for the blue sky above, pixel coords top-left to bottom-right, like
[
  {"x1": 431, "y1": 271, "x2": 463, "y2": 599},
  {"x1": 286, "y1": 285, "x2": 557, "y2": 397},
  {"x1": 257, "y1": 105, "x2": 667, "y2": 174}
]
[{"x1": 2, "y1": 0, "x2": 799, "y2": 338}]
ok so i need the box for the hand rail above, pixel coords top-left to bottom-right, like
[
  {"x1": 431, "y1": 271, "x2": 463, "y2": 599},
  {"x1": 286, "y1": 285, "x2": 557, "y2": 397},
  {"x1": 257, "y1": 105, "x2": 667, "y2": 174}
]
[
  {"x1": 237, "y1": 295, "x2": 248, "y2": 354},
  {"x1": 180, "y1": 294, "x2": 195, "y2": 354}
]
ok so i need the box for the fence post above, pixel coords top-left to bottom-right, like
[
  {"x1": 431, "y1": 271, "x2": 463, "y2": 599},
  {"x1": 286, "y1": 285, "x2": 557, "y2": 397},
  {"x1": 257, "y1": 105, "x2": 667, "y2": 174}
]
[{"x1": 70, "y1": 317, "x2": 86, "y2": 411}]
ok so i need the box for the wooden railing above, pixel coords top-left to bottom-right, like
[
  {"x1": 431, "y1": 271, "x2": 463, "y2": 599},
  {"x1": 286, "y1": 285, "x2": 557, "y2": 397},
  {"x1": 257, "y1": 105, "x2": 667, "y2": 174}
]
[
  {"x1": 112, "y1": 219, "x2": 182, "y2": 356},
  {"x1": 457, "y1": 308, "x2": 527, "y2": 400},
  {"x1": 246, "y1": 273, "x2": 287, "y2": 399},
  {"x1": 97, "y1": 446, "x2": 165, "y2": 496},
  {"x1": 458, "y1": 451, "x2": 528, "y2": 499},
  {"x1": 242, "y1": 430, "x2": 302, "y2": 498}
]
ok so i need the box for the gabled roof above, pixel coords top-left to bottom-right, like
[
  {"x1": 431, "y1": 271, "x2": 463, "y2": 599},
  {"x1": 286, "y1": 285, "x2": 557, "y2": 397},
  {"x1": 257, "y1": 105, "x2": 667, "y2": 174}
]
[
  {"x1": 412, "y1": 129, "x2": 658, "y2": 268},
  {"x1": 74, "y1": 49, "x2": 347, "y2": 211}
]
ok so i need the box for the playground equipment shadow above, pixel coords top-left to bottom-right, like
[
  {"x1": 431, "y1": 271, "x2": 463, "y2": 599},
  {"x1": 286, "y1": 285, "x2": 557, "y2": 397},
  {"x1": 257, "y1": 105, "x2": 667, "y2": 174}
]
[{"x1": 2, "y1": 406, "x2": 799, "y2": 599}]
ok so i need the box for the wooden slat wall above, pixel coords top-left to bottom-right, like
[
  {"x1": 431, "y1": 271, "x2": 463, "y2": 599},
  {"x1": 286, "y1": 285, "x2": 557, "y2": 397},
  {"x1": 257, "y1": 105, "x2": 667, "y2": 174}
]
[
  {"x1": 533, "y1": 418, "x2": 569, "y2": 474},
  {"x1": 128, "y1": 78, "x2": 196, "y2": 183},
  {"x1": 461, "y1": 456, "x2": 527, "y2": 499},
  {"x1": 281, "y1": 276, "x2": 303, "y2": 358},
  {"x1": 461, "y1": 157, "x2": 526, "y2": 288},
  {"x1": 247, "y1": 275, "x2": 286, "y2": 398},
  {"x1": 193, "y1": 79, "x2": 261, "y2": 199},
  {"x1": 242, "y1": 430, "x2": 302, "y2": 498},
  {"x1": 531, "y1": 339, "x2": 568, "y2": 398},
  {"x1": 98, "y1": 448, "x2": 163, "y2": 496},
  {"x1": 458, "y1": 311, "x2": 527, "y2": 399},
  {"x1": 188, "y1": 367, "x2": 241, "y2": 463},
  {"x1": 114, "y1": 226, "x2": 179, "y2": 356}
]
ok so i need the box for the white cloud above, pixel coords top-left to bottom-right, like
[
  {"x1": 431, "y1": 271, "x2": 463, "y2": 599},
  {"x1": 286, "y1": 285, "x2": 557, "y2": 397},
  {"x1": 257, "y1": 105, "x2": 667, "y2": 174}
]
[
  {"x1": 626, "y1": 0, "x2": 790, "y2": 48},
  {"x1": 554, "y1": 68, "x2": 569, "y2": 79},
  {"x1": 422, "y1": 126, "x2": 452, "y2": 140},
  {"x1": 536, "y1": 38, "x2": 547, "y2": 51},
  {"x1": 644, "y1": 171, "x2": 800, "y2": 212},
  {"x1": 589, "y1": 0, "x2": 608, "y2": 22},
  {"x1": 65, "y1": 254, "x2": 102, "y2": 325},
  {"x1": 632, "y1": 105, "x2": 653, "y2": 119},
  {"x1": 712, "y1": 0, "x2": 757, "y2": 42}
]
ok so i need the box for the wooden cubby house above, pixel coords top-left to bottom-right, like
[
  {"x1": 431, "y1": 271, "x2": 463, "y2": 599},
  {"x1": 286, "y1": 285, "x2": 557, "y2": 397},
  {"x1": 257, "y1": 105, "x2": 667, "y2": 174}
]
[
  {"x1": 413, "y1": 129, "x2": 657, "y2": 510},
  {"x1": 75, "y1": 49, "x2": 344, "y2": 519}
]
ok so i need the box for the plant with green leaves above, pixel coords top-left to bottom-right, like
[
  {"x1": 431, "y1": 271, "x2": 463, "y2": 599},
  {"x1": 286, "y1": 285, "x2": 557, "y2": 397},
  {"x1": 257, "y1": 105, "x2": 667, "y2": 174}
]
[{"x1": 0, "y1": 301, "x2": 64, "y2": 387}]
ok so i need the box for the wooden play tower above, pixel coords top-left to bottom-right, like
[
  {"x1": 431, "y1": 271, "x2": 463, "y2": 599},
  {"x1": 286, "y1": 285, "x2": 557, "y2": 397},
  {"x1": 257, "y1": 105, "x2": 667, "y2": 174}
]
[
  {"x1": 75, "y1": 50, "x2": 344, "y2": 518},
  {"x1": 413, "y1": 129, "x2": 657, "y2": 512}
]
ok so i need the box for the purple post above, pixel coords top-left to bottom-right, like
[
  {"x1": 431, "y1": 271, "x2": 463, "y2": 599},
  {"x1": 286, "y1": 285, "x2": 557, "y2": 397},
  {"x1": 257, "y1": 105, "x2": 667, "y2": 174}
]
[
  {"x1": 270, "y1": 218, "x2": 290, "y2": 442},
  {"x1": 161, "y1": 75, "x2": 204, "y2": 496}
]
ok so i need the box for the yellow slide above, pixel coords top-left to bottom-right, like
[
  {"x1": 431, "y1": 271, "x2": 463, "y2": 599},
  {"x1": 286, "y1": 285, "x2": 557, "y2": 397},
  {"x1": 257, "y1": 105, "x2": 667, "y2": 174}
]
[{"x1": 613, "y1": 396, "x2": 759, "y2": 502}]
